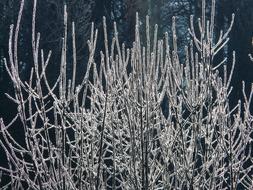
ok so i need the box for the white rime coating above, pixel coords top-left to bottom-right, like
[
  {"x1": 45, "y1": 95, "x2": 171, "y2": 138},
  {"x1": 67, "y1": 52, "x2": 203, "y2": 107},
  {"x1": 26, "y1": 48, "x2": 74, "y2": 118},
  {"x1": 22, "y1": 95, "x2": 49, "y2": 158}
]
[{"x1": 1, "y1": 0, "x2": 253, "y2": 189}]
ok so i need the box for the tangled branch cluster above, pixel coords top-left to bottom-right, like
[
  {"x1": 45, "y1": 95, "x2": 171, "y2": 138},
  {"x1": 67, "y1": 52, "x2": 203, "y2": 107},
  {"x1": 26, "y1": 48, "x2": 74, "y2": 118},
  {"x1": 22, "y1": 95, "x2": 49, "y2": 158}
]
[{"x1": 0, "y1": 0, "x2": 253, "y2": 189}]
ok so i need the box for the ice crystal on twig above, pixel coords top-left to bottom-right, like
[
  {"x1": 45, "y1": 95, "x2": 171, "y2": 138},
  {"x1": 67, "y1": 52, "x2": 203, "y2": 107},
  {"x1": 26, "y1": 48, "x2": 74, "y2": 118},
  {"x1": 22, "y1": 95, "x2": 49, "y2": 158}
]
[{"x1": 1, "y1": 0, "x2": 253, "y2": 189}]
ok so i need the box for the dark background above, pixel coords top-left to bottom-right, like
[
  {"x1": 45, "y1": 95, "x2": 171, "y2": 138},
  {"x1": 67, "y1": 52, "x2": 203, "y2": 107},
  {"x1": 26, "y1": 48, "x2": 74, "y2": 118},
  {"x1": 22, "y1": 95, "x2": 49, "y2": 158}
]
[{"x1": 0, "y1": 0, "x2": 253, "y2": 186}]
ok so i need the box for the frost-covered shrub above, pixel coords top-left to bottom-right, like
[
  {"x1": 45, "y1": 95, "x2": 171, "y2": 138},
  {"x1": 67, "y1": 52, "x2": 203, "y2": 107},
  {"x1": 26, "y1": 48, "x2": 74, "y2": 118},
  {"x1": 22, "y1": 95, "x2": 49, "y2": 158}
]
[{"x1": 0, "y1": 0, "x2": 253, "y2": 189}]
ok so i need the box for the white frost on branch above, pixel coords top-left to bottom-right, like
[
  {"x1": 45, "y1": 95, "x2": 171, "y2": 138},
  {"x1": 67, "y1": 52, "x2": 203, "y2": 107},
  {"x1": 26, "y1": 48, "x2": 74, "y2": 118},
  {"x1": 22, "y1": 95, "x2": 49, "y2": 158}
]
[{"x1": 0, "y1": 0, "x2": 253, "y2": 189}]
